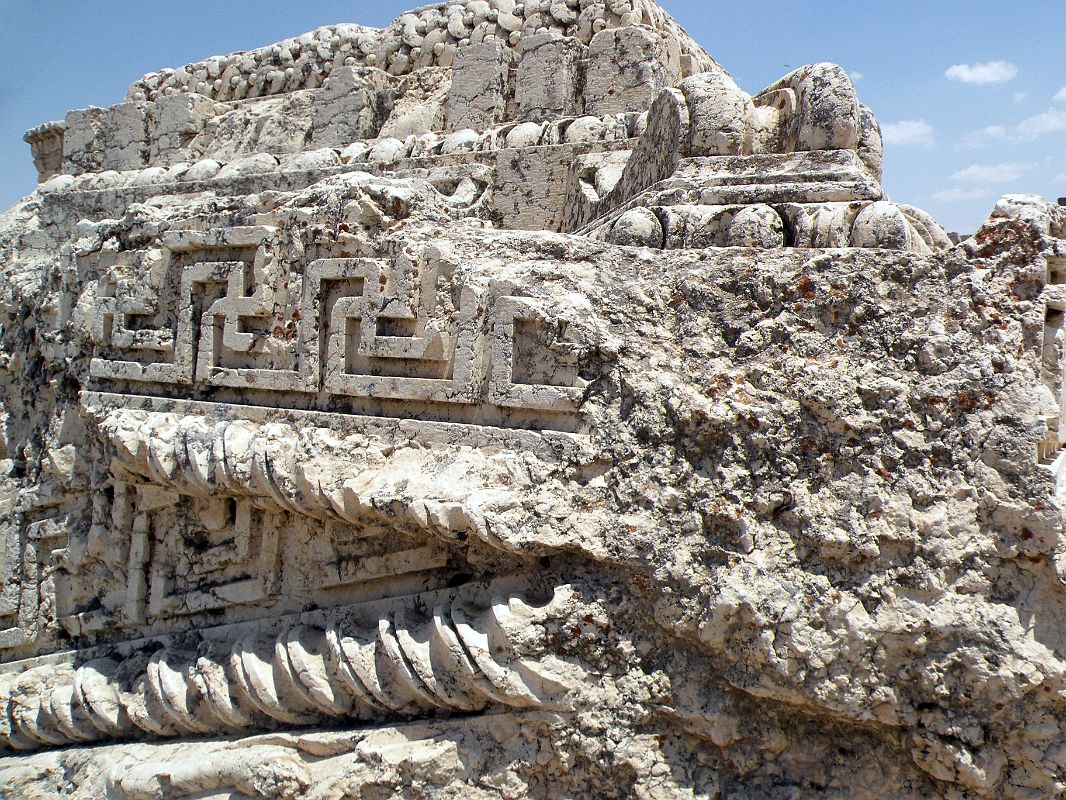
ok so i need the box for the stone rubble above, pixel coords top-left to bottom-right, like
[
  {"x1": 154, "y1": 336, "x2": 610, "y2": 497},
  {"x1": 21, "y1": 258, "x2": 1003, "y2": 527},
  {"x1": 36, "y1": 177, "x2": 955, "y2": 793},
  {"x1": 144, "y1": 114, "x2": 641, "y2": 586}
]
[{"x1": 2, "y1": 2, "x2": 1066, "y2": 798}]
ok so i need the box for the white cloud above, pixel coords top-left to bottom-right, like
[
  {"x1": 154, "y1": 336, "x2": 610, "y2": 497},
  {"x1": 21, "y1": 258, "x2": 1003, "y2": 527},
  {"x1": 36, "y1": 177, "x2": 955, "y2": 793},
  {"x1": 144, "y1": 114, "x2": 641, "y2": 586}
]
[
  {"x1": 1054, "y1": 86, "x2": 1066, "y2": 102},
  {"x1": 945, "y1": 60, "x2": 1018, "y2": 85},
  {"x1": 1014, "y1": 92, "x2": 1029, "y2": 105},
  {"x1": 849, "y1": 70, "x2": 864, "y2": 83},
  {"x1": 959, "y1": 125, "x2": 1006, "y2": 149},
  {"x1": 933, "y1": 188, "x2": 994, "y2": 203},
  {"x1": 1016, "y1": 106, "x2": 1066, "y2": 139},
  {"x1": 959, "y1": 125, "x2": 1009, "y2": 149},
  {"x1": 950, "y1": 162, "x2": 1028, "y2": 183},
  {"x1": 881, "y1": 119, "x2": 935, "y2": 147},
  {"x1": 962, "y1": 106, "x2": 1066, "y2": 145}
]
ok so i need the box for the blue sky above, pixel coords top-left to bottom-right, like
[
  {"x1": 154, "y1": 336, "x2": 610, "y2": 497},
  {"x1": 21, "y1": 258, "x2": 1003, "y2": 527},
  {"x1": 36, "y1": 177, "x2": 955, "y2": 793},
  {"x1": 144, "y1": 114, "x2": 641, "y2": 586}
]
[{"x1": 2, "y1": 1, "x2": 1064, "y2": 234}]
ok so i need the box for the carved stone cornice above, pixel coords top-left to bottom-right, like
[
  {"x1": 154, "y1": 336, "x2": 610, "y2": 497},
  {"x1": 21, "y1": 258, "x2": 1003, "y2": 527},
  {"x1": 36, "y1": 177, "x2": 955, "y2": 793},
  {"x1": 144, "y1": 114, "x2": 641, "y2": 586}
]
[
  {"x1": 94, "y1": 405, "x2": 580, "y2": 556},
  {"x1": 0, "y1": 583, "x2": 583, "y2": 751}
]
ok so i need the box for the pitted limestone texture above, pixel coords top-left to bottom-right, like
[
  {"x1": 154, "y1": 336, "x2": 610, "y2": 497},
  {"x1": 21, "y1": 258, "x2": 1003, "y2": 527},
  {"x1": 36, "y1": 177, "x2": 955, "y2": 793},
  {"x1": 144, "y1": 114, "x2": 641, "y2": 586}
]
[{"x1": 5, "y1": 3, "x2": 1066, "y2": 799}]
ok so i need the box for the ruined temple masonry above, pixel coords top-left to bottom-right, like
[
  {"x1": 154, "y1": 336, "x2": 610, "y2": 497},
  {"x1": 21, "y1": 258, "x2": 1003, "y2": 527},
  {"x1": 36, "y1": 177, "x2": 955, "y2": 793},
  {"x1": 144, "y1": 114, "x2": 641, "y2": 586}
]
[{"x1": 3, "y1": 2, "x2": 1066, "y2": 798}]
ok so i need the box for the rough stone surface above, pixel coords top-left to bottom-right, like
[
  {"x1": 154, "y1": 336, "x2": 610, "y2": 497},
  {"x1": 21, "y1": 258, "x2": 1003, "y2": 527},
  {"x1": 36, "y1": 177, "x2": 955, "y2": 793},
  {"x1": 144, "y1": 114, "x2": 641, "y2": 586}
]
[
  {"x1": 584, "y1": 25, "x2": 680, "y2": 116},
  {"x1": 516, "y1": 34, "x2": 586, "y2": 122},
  {"x1": 446, "y1": 40, "x2": 515, "y2": 132},
  {"x1": 4, "y1": 3, "x2": 1066, "y2": 799}
]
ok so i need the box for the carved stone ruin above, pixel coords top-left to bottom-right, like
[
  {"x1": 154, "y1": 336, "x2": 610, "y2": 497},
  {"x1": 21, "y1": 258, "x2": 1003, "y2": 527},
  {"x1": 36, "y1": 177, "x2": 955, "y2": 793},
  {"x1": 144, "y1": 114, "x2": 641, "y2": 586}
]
[{"x1": 2, "y1": 2, "x2": 1066, "y2": 798}]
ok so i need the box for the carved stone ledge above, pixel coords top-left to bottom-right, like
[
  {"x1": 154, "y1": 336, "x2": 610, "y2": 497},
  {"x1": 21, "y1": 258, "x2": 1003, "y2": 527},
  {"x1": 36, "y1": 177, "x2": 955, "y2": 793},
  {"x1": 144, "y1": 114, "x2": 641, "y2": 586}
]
[
  {"x1": 0, "y1": 583, "x2": 584, "y2": 752},
  {"x1": 91, "y1": 404, "x2": 587, "y2": 557},
  {"x1": 23, "y1": 121, "x2": 66, "y2": 183}
]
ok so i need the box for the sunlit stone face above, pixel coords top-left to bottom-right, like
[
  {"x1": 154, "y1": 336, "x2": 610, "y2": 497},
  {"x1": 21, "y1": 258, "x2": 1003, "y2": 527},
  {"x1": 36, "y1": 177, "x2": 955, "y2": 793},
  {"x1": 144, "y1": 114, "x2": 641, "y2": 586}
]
[{"x1": 4, "y1": 2, "x2": 1066, "y2": 799}]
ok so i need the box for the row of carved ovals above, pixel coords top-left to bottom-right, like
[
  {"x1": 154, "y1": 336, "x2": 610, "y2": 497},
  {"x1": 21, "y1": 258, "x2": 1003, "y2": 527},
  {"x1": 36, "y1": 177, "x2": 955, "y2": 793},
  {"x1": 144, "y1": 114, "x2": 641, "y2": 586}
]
[
  {"x1": 605, "y1": 201, "x2": 945, "y2": 253},
  {"x1": 0, "y1": 585, "x2": 578, "y2": 751},
  {"x1": 125, "y1": 1, "x2": 713, "y2": 102}
]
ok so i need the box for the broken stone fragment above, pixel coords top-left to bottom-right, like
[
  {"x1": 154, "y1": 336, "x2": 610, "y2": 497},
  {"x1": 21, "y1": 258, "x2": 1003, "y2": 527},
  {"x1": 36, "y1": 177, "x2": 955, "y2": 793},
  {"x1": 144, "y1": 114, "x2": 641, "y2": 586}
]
[{"x1": 5, "y1": 3, "x2": 1054, "y2": 799}]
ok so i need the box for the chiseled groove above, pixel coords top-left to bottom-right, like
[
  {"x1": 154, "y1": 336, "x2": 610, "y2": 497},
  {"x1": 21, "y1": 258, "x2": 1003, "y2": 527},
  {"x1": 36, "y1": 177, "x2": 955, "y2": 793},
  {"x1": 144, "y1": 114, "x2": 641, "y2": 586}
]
[
  {"x1": 432, "y1": 601, "x2": 515, "y2": 707},
  {"x1": 13, "y1": 691, "x2": 68, "y2": 747},
  {"x1": 323, "y1": 627, "x2": 392, "y2": 717},
  {"x1": 337, "y1": 624, "x2": 416, "y2": 714},
  {"x1": 234, "y1": 634, "x2": 317, "y2": 726},
  {"x1": 25, "y1": 699, "x2": 70, "y2": 747},
  {"x1": 394, "y1": 606, "x2": 485, "y2": 712},
  {"x1": 73, "y1": 658, "x2": 131, "y2": 738},
  {"x1": 46, "y1": 685, "x2": 96, "y2": 742},
  {"x1": 0, "y1": 585, "x2": 575, "y2": 752},
  {"x1": 38, "y1": 689, "x2": 78, "y2": 743},
  {"x1": 267, "y1": 634, "x2": 327, "y2": 721},
  {"x1": 281, "y1": 626, "x2": 352, "y2": 717},
  {"x1": 126, "y1": 665, "x2": 180, "y2": 738},
  {"x1": 148, "y1": 651, "x2": 215, "y2": 735},
  {"x1": 377, "y1": 615, "x2": 449, "y2": 712},
  {"x1": 191, "y1": 652, "x2": 259, "y2": 730},
  {"x1": 451, "y1": 600, "x2": 541, "y2": 707}
]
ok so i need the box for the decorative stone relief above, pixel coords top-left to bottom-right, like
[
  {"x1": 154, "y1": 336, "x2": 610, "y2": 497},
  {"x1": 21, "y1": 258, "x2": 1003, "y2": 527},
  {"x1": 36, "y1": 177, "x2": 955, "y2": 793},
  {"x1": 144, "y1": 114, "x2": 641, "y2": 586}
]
[
  {"x1": 5, "y1": 3, "x2": 1066, "y2": 799},
  {"x1": 0, "y1": 582, "x2": 583, "y2": 751}
]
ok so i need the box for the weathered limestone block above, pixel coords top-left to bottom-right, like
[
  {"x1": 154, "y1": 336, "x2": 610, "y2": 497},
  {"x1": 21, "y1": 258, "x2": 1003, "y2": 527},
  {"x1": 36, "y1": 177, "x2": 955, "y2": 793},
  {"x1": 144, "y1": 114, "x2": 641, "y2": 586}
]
[
  {"x1": 516, "y1": 34, "x2": 586, "y2": 121},
  {"x1": 310, "y1": 66, "x2": 394, "y2": 146},
  {"x1": 583, "y1": 25, "x2": 681, "y2": 116},
  {"x1": 147, "y1": 92, "x2": 220, "y2": 166},
  {"x1": 492, "y1": 141, "x2": 628, "y2": 230},
  {"x1": 22, "y1": 121, "x2": 65, "y2": 182},
  {"x1": 63, "y1": 102, "x2": 149, "y2": 174},
  {"x1": 187, "y1": 92, "x2": 316, "y2": 160},
  {"x1": 379, "y1": 67, "x2": 450, "y2": 138},
  {"x1": 445, "y1": 39, "x2": 514, "y2": 132},
  {"x1": 857, "y1": 102, "x2": 884, "y2": 180},
  {"x1": 756, "y1": 62, "x2": 861, "y2": 152},
  {"x1": 680, "y1": 70, "x2": 755, "y2": 156},
  {"x1": 17, "y1": 3, "x2": 1066, "y2": 799},
  {"x1": 565, "y1": 149, "x2": 633, "y2": 217},
  {"x1": 564, "y1": 86, "x2": 688, "y2": 229}
]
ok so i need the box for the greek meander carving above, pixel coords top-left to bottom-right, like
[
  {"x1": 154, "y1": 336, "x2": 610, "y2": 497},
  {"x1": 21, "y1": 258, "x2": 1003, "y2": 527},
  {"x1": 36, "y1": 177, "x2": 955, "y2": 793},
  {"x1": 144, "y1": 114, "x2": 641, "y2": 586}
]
[
  {"x1": 110, "y1": 479, "x2": 450, "y2": 625},
  {"x1": 91, "y1": 226, "x2": 285, "y2": 386},
  {"x1": 0, "y1": 517, "x2": 65, "y2": 650},
  {"x1": 0, "y1": 584, "x2": 580, "y2": 751},
  {"x1": 13, "y1": 399, "x2": 597, "y2": 658},
  {"x1": 0, "y1": 439, "x2": 81, "y2": 652},
  {"x1": 15, "y1": 2, "x2": 1060, "y2": 796},
  {"x1": 307, "y1": 256, "x2": 482, "y2": 402},
  {"x1": 89, "y1": 228, "x2": 591, "y2": 421},
  {"x1": 123, "y1": 488, "x2": 283, "y2": 622}
]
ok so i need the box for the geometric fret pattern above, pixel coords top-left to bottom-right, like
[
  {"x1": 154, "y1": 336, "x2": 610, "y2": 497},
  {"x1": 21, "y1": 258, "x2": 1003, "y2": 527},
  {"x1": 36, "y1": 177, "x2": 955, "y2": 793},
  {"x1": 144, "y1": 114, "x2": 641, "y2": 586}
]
[{"x1": 89, "y1": 228, "x2": 587, "y2": 415}]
